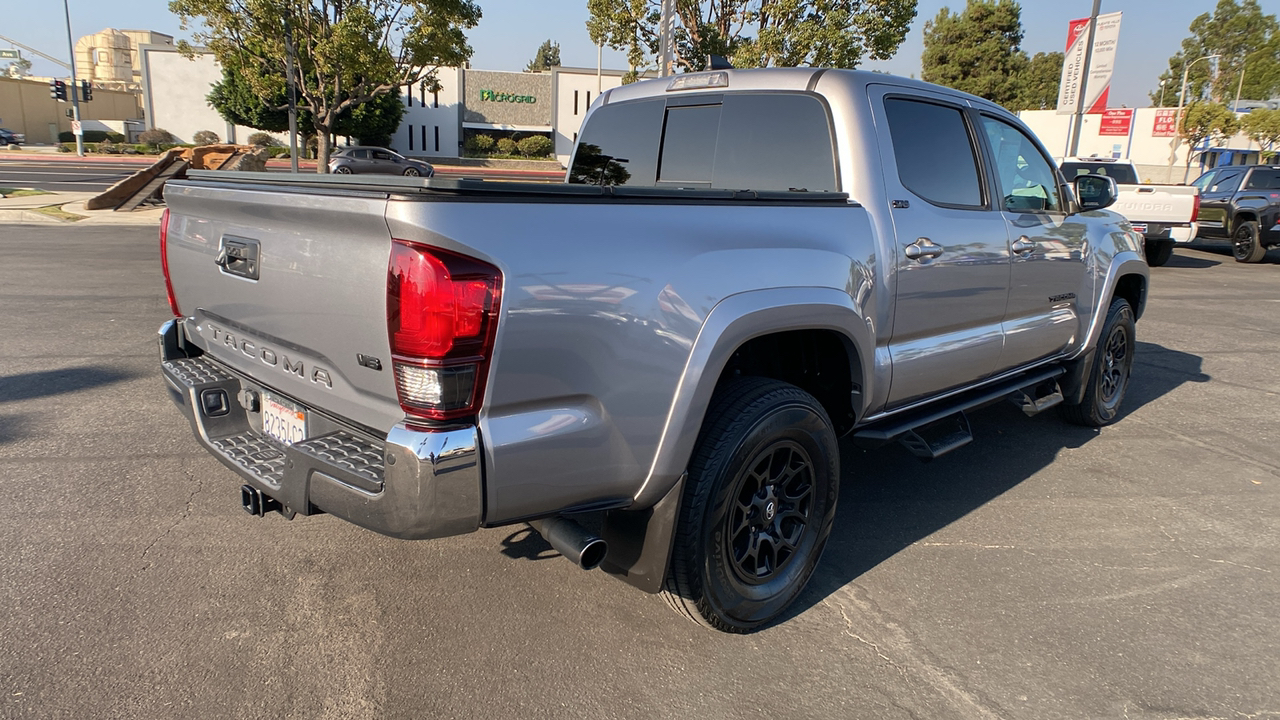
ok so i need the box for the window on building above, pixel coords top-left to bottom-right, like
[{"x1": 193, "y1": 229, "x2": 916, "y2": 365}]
[
  {"x1": 98, "y1": 51, "x2": 109, "y2": 63},
  {"x1": 421, "y1": 125, "x2": 426, "y2": 153},
  {"x1": 433, "y1": 91, "x2": 439, "y2": 109},
  {"x1": 434, "y1": 126, "x2": 440, "y2": 152},
  {"x1": 883, "y1": 98, "x2": 984, "y2": 208},
  {"x1": 407, "y1": 128, "x2": 414, "y2": 152}
]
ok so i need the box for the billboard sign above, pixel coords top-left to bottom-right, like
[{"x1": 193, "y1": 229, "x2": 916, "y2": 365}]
[
  {"x1": 1153, "y1": 109, "x2": 1178, "y2": 137},
  {"x1": 1099, "y1": 108, "x2": 1134, "y2": 136},
  {"x1": 1057, "y1": 12, "x2": 1123, "y2": 115}
]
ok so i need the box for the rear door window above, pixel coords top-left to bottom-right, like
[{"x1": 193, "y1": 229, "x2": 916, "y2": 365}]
[
  {"x1": 1244, "y1": 169, "x2": 1280, "y2": 189},
  {"x1": 883, "y1": 98, "x2": 985, "y2": 208},
  {"x1": 1210, "y1": 170, "x2": 1244, "y2": 194}
]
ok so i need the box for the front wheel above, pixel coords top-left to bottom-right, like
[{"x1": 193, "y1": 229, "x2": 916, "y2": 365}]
[
  {"x1": 1233, "y1": 221, "x2": 1266, "y2": 263},
  {"x1": 333, "y1": 165, "x2": 353, "y2": 174},
  {"x1": 662, "y1": 377, "x2": 839, "y2": 632},
  {"x1": 1060, "y1": 297, "x2": 1136, "y2": 427},
  {"x1": 403, "y1": 167, "x2": 420, "y2": 177},
  {"x1": 1144, "y1": 239, "x2": 1173, "y2": 267}
]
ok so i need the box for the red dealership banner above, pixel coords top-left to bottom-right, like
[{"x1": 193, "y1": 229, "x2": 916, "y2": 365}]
[
  {"x1": 1099, "y1": 108, "x2": 1134, "y2": 136},
  {"x1": 1153, "y1": 109, "x2": 1178, "y2": 137}
]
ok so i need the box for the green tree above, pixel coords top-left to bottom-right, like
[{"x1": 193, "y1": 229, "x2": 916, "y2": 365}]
[
  {"x1": 1180, "y1": 101, "x2": 1241, "y2": 172},
  {"x1": 921, "y1": 0, "x2": 1027, "y2": 108},
  {"x1": 1241, "y1": 108, "x2": 1280, "y2": 162},
  {"x1": 1013, "y1": 51, "x2": 1063, "y2": 111},
  {"x1": 586, "y1": 0, "x2": 918, "y2": 75},
  {"x1": 6, "y1": 57, "x2": 32, "y2": 78},
  {"x1": 1150, "y1": 0, "x2": 1279, "y2": 107},
  {"x1": 526, "y1": 39, "x2": 561, "y2": 71},
  {"x1": 208, "y1": 66, "x2": 406, "y2": 148},
  {"x1": 171, "y1": 0, "x2": 480, "y2": 172}
]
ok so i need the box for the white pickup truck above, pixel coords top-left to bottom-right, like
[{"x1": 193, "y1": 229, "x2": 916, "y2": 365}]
[{"x1": 1058, "y1": 157, "x2": 1199, "y2": 266}]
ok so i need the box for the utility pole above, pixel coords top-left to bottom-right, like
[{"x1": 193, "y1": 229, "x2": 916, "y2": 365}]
[
  {"x1": 61, "y1": 0, "x2": 83, "y2": 157},
  {"x1": 285, "y1": 20, "x2": 299, "y2": 173},
  {"x1": 658, "y1": 0, "x2": 675, "y2": 77},
  {"x1": 1066, "y1": 0, "x2": 1102, "y2": 157}
]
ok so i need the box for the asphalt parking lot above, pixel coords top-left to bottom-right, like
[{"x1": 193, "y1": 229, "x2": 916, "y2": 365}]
[{"x1": 0, "y1": 224, "x2": 1276, "y2": 720}]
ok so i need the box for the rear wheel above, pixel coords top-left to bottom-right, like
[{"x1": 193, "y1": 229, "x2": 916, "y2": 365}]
[
  {"x1": 1232, "y1": 221, "x2": 1266, "y2": 263},
  {"x1": 1144, "y1": 239, "x2": 1173, "y2": 267},
  {"x1": 1060, "y1": 298, "x2": 1135, "y2": 427},
  {"x1": 662, "y1": 377, "x2": 839, "y2": 633}
]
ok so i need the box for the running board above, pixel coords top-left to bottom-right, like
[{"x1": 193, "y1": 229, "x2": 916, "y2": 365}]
[
  {"x1": 897, "y1": 412, "x2": 972, "y2": 460},
  {"x1": 1009, "y1": 381, "x2": 1065, "y2": 416},
  {"x1": 853, "y1": 366, "x2": 1067, "y2": 452}
]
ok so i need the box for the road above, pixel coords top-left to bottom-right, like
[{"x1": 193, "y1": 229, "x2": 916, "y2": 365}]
[
  {"x1": 0, "y1": 223, "x2": 1277, "y2": 720},
  {"x1": 0, "y1": 156, "x2": 560, "y2": 193}
]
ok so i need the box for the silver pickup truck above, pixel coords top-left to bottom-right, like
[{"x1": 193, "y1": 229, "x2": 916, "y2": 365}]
[{"x1": 158, "y1": 68, "x2": 1148, "y2": 632}]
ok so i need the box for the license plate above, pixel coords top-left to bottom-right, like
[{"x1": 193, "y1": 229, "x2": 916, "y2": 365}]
[
  {"x1": 262, "y1": 394, "x2": 307, "y2": 446},
  {"x1": 1131, "y1": 223, "x2": 1148, "y2": 233}
]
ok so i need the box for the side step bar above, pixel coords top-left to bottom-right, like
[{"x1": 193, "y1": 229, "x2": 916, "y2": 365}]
[{"x1": 853, "y1": 366, "x2": 1066, "y2": 458}]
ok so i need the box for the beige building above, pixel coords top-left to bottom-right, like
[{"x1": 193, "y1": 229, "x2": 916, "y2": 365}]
[
  {"x1": 0, "y1": 76, "x2": 142, "y2": 144},
  {"x1": 74, "y1": 28, "x2": 173, "y2": 89}
]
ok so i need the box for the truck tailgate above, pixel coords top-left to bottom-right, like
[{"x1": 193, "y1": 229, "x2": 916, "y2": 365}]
[
  {"x1": 1114, "y1": 184, "x2": 1198, "y2": 225},
  {"x1": 163, "y1": 181, "x2": 402, "y2": 433}
]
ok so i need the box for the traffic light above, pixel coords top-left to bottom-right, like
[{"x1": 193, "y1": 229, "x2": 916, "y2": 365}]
[
  {"x1": 80, "y1": 80, "x2": 92, "y2": 103},
  {"x1": 49, "y1": 79, "x2": 67, "y2": 102}
]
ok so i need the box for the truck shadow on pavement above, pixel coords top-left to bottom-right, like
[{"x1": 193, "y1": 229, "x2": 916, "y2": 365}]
[
  {"x1": 781, "y1": 340, "x2": 1209, "y2": 625},
  {"x1": 0, "y1": 366, "x2": 140, "y2": 404}
]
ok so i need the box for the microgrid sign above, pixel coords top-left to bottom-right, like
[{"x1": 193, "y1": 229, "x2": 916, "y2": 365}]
[
  {"x1": 1153, "y1": 109, "x2": 1178, "y2": 138},
  {"x1": 1098, "y1": 109, "x2": 1134, "y2": 136}
]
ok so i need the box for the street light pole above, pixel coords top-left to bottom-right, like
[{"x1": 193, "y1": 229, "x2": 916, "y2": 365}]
[
  {"x1": 285, "y1": 20, "x2": 299, "y2": 173},
  {"x1": 1158, "y1": 79, "x2": 1167, "y2": 108},
  {"x1": 1166, "y1": 54, "x2": 1219, "y2": 182},
  {"x1": 61, "y1": 0, "x2": 83, "y2": 157}
]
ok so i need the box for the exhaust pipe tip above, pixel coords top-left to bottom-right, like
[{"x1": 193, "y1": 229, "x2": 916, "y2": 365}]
[{"x1": 529, "y1": 517, "x2": 608, "y2": 570}]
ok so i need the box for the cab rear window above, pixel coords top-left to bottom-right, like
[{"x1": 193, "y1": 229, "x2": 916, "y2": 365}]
[
  {"x1": 1059, "y1": 162, "x2": 1139, "y2": 185},
  {"x1": 569, "y1": 93, "x2": 837, "y2": 192}
]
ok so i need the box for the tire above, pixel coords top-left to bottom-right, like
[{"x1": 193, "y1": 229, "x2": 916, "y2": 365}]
[
  {"x1": 403, "y1": 167, "x2": 420, "y2": 176},
  {"x1": 333, "y1": 165, "x2": 353, "y2": 174},
  {"x1": 1144, "y1": 240, "x2": 1173, "y2": 267},
  {"x1": 1059, "y1": 298, "x2": 1136, "y2": 427},
  {"x1": 1232, "y1": 220, "x2": 1266, "y2": 263},
  {"x1": 662, "y1": 377, "x2": 839, "y2": 632}
]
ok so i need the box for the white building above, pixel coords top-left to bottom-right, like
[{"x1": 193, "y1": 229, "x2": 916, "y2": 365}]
[
  {"x1": 1019, "y1": 108, "x2": 1270, "y2": 185},
  {"x1": 140, "y1": 43, "x2": 639, "y2": 162}
]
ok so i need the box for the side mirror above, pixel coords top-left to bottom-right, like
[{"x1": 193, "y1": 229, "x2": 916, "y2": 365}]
[{"x1": 1074, "y1": 174, "x2": 1118, "y2": 211}]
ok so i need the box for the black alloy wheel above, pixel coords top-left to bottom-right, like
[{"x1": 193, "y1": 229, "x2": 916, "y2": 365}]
[
  {"x1": 663, "y1": 377, "x2": 839, "y2": 632},
  {"x1": 1233, "y1": 221, "x2": 1266, "y2": 263},
  {"x1": 1060, "y1": 297, "x2": 1136, "y2": 427},
  {"x1": 726, "y1": 441, "x2": 814, "y2": 584}
]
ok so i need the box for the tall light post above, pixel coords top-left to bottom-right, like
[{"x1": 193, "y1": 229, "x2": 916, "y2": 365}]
[
  {"x1": 1166, "y1": 53, "x2": 1219, "y2": 181},
  {"x1": 1157, "y1": 79, "x2": 1167, "y2": 107},
  {"x1": 61, "y1": 0, "x2": 83, "y2": 157}
]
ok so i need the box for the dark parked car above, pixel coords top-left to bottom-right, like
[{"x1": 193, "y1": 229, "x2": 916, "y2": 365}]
[
  {"x1": 0, "y1": 128, "x2": 24, "y2": 146},
  {"x1": 328, "y1": 146, "x2": 434, "y2": 177},
  {"x1": 1191, "y1": 165, "x2": 1280, "y2": 263}
]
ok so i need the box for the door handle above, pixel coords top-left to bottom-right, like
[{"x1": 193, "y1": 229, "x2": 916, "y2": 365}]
[
  {"x1": 1011, "y1": 236, "x2": 1037, "y2": 256},
  {"x1": 905, "y1": 238, "x2": 944, "y2": 261}
]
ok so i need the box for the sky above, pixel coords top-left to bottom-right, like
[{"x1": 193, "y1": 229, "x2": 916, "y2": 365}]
[{"x1": 4, "y1": 0, "x2": 1217, "y2": 108}]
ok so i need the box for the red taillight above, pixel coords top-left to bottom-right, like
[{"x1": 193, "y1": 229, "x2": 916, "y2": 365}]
[
  {"x1": 387, "y1": 240, "x2": 502, "y2": 422},
  {"x1": 1192, "y1": 192, "x2": 1201, "y2": 221},
  {"x1": 159, "y1": 207, "x2": 181, "y2": 317}
]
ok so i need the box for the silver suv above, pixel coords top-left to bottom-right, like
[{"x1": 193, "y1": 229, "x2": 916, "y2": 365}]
[{"x1": 328, "y1": 146, "x2": 434, "y2": 176}]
